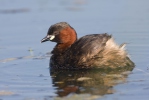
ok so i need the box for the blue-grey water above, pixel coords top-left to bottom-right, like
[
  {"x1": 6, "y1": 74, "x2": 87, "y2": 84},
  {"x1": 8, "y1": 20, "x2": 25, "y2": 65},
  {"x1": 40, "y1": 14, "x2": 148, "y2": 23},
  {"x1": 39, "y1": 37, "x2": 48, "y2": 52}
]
[{"x1": 0, "y1": 0, "x2": 149, "y2": 100}]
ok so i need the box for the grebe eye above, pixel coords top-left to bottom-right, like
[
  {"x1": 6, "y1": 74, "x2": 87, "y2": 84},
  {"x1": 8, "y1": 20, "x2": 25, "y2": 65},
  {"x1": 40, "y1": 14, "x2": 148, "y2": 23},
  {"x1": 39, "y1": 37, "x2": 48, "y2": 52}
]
[{"x1": 53, "y1": 32, "x2": 59, "y2": 35}]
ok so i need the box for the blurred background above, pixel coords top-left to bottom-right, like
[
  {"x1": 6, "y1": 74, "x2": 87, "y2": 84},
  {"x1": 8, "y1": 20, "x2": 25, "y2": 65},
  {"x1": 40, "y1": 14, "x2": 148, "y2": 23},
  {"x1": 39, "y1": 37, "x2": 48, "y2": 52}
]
[{"x1": 0, "y1": 0, "x2": 149, "y2": 100}]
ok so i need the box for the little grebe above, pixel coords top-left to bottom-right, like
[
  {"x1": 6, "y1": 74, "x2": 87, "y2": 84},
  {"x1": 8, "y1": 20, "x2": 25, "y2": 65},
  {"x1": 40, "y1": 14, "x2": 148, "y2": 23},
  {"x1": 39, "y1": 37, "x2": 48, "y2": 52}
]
[{"x1": 41, "y1": 22, "x2": 134, "y2": 69}]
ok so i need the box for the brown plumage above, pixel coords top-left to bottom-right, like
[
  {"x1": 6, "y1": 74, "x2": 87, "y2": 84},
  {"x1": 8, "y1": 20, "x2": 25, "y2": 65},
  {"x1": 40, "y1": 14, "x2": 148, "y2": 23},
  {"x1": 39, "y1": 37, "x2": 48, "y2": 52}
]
[{"x1": 41, "y1": 22, "x2": 134, "y2": 69}]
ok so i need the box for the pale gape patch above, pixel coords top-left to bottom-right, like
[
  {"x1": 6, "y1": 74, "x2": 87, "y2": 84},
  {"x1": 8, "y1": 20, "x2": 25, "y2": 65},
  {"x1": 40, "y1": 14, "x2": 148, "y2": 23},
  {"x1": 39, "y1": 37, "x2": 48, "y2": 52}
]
[{"x1": 48, "y1": 35, "x2": 55, "y2": 40}]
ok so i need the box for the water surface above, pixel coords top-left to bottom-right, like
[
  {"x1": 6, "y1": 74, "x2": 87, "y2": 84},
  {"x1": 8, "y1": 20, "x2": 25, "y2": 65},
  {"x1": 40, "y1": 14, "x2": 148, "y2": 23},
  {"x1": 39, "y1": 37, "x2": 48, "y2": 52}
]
[{"x1": 0, "y1": 0, "x2": 149, "y2": 100}]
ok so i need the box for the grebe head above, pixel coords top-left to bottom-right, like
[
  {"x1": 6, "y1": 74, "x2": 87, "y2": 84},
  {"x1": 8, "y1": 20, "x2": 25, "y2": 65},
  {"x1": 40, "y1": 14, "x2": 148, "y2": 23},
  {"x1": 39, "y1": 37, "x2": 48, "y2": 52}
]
[{"x1": 41, "y1": 22, "x2": 77, "y2": 45}]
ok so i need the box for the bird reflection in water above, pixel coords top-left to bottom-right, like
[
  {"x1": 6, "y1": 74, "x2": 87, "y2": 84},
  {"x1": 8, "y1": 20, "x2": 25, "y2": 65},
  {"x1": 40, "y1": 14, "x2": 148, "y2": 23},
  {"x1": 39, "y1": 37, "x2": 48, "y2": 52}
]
[{"x1": 49, "y1": 66, "x2": 134, "y2": 97}]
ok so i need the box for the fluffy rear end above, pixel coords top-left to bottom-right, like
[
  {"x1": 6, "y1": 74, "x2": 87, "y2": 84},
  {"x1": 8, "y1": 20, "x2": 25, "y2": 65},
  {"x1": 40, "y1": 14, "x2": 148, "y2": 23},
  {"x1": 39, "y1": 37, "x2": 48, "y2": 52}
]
[
  {"x1": 97, "y1": 38, "x2": 134, "y2": 68},
  {"x1": 104, "y1": 38, "x2": 127, "y2": 57}
]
